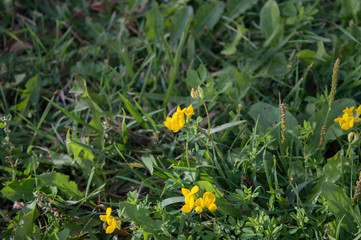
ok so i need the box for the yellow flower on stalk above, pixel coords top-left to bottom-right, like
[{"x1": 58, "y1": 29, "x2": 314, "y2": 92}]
[
  {"x1": 334, "y1": 111, "x2": 359, "y2": 130},
  {"x1": 181, "y1": 186, "x2": 199, "y2": 213},
  {"x1": 182, "y1": 104, "x2": 195, "y2": 121},
  {"x1": 194, "y1": 192, "x2": 217, "y2": 213},
  {"x1": 343, "y1": 107, "x2": 355, "y2": 115},
  {"x1": 99, "y1": 208, "x2": 121, "y2": 234},
  {"x1": 164, "y1": 105, "x2": 194, "y2": 132}
]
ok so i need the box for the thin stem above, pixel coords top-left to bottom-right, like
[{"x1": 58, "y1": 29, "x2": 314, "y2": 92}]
[{"x1": 202, "y1": 100, "x2": 211, "y2": 137}]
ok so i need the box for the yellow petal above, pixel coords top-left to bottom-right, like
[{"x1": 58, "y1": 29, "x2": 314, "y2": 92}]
[
  {"x1": 106, "y1": 225, "x2": 116, "y2": 234},
  {"x1": 195, "y1": 197, "x2": 204, "y2": 208},
  {"x1": 99, "y1": 215, "x2": 107, "y2": 222},
  {"x1": 181, "y1": 188, "x2": 191, "y2": 197},
  {"x1": 164, "y1": 117, "x2": 173, "y2": 130},
  {"x1": 349, "y1": 118, "x2": 355, "y2": 128},
  {"x1": 334, "y1": 117, "x2": 344, "y2": 124},
  {"x1": 185, "y1": 195, "x2": 195, "y2": 208},
  {"x1": 106, "y1": 208, "x2": 112, "y2": 217},
  {"x1": 181, "y1": 205, "x2": 192, "y2": 213},
  {"x1": 208, "y1": 203, "x2": 217, "y2": 212},
  {"x1": 203, "y1": 192, "x2": 216, "y2": 207},
  {"x1": 190, "y1": 186, "x2": 199, "y2": 194},
  {"x1": 341, "y1": 122, "x2": 350, "y2": 130},
  {"x1": 195, "y1": 206, "x2": 203, "y2": 213},
  {"x1": 343, "y1": 107, "x2": 354, "y2": 115},
  {"x1": 176, "y1": 106, "x2": 184, "y2": 115}
]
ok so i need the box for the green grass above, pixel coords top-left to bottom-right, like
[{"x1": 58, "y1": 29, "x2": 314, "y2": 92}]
[{"x1": 1, "y1": 0, "x2": 361, "y2": 239}]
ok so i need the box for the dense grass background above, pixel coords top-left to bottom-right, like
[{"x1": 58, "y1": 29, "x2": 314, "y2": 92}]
[{"x1": 1, "y1": 0, "x2": 361, "y2": 239}]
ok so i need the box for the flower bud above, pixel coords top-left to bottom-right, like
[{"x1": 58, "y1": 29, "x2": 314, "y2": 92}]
[
  {"x1": 348, "y1": 131, "x2": 360, "y2": 143},
  {"x1": 190, "y1": 88, "x2": 197, "y2": 99},
  {"x1": 197, "y1": 86, "x2": 204, "y2": 100}
]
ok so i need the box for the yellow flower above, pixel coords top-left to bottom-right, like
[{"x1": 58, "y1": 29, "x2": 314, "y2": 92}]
[
  {"x1": 164, "y1": 106, "x2": 188, "y2": 132},
  {"x1": 181, "y1": 186, "x2": 199, "y2": 213},
  {"x1": 106, "y1": 218, "x2": 121, "y2": 234},
  {"x1": 335, "y1": 106, "x2": 361, "y2": 130},
  {"x1": 334, "y1": 112, "x2": 358, "y2": 130},
  {"x1": 99, "y1": 208, "x2": 121, "y2": 234},
  {"x1": 343, "y1": 107, "x2": 355, "y2": 115},
  {"x1": 181, "y1": 194, "x2": 195, "y2": 213},
  {"x1": 182, "y1": 104, "x2": 195, "y2": 121},
  {"x1": 194, "y1": 192, "x2": 217, "y2": 213}
]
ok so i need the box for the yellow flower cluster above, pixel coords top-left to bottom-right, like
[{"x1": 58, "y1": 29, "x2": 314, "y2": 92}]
[
  {"x1": 99, "y1": 208, "x2": 121, "y2": 234},
  {"x1": 164, "y1": 105, "x2": 195, "y2": 133},
  {"x1": 181, "y1": 186, "x2": 217, "y2": 214},
  {"x1": 334, "y1": 106, "x2": 361, "y2": 130}
]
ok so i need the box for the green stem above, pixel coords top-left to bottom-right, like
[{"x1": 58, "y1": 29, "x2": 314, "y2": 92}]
[{"x1": 202, "y1": 100, "x2": 211, "y2": 137}]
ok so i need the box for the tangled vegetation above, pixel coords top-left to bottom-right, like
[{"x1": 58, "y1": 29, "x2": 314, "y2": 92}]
[{"x1": 1, "y1": 0, "x2": 361, "y2": 239}]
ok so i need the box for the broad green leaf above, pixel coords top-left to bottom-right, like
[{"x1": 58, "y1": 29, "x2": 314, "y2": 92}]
[
  {"x1": 209, "y1": 121, "x2": 246, "y2": 135},
  {"x1": 161, "y1": 196, "x2": 184, "y2": 209},
  {"x1": 296, "y1": 49, "x2": 317, "y2": 65},
  {"x1": 226, "y1": 0, "x2": 258, "y2": 20},
  {"x1": 170, "y1": 6, "x2": 194, "y2": 48},
  {"x1": 186, "y1": 69, "x2": 201, "y2": 88},
  {"x1": 249, "y1": 102, "x2": 298, "y2": 141},
  {"x1": 196, "y1": 180, "x2": 224, "y2": 198},
  {"x1": 14, "y1": 201, "x2": 37, "y2": 240},
  {"x1": 321, "y1": 182, "x2": 357, "y2": 233},
  {"x1": 260, "y1": 0, "x2": 283, "y2": 46},
  {"x1": 341, "y1": 0, "x2": 359, "y2": 21},
  {"x1": 141, "y1": 154, "x2": 155, "y2": 175},
  {"x1": 193, "y1": 2, "x2": 225, "y2": 36},
  {"x1": 118, "y1": 93, "x2": 149, "y2": 129},
  {"x1": 323, "y1": 151, "x2": 342, "y2": 183},
  {"x1": 145, "y1": 2, "x2": 164, "y2": 41},
  {"x1": 69, "y1": 75, "x2": 86, "y2": 94},
  {"x1": 37, "y1": 172, "x2": 83, "y2": 200},
  {"x1": 118, "y1": 202, "x2": 165, "y2": 234},
  {"x1": 1, "y1": 178, "x2": 35, "y2": 201},
  {"x1": 49, "y1": 229, "x2": 70, "y2": 240},
  {"x1": 24, "y1": 75, "x2": 41, "y2": 106}
]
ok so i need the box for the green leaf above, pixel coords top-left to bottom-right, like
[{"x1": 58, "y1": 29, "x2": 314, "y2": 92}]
[
  {"x1": 1, "y1": 178, "x2": 35, "y2": 201},
  {"x1": 44, "y1": 97, "x2": 101, "y2": 133},
  {"x1": 37, "y1": 172, "x2": 83, "y2": 200},
  {"x1": 161, "y1": 196, "x2": 184, "y2": 209},
  {"x1": 49, "y1": 228, "x2": 70, "y2": 240},
  {"x1": 321, "y1": 182, "x2": 357, "y2": 233},
  {"x1": 193, "y1": 2, "x2": 225, "y2": 36},
  {"x1": 145, "y1": 2, "x2": 164, "y2": 41},
  {"x1": 341, "y1": 0, "x2": 359, "y2": 21},
  {"x1": 141, "y1": 154, "x2": 155, "y2": 175},
  {"x1": 249, "y1": 102, "x2": 298, "y2": 142},
  {"x1": 323, "y1": 151, "x2": 342, "y2": 183},
  {"x1": 118, "y1": 202, "x2": 165, "y2": 234},
  {"x1": 260, "y1": 0, "x2": 283, "y2": 46},
  {"x1": 226, "y1": 0, "x2": 258, "y2": 20},
  {"x1": 14, "y1": 201, "x2": 37, "y2": 240},
  {"x1": 118, "y1": 93, "x2": 149, "y2": 129},
  {"x1": 296, "y1": 49, "x2": 317, "y2": 65},
  {"x1": 69, "y1": 75, "x2": 86, "y2": 95},
  {"x1": 196, "y1": 180, "x2": 224, "y2": 198},
  {"x1": 170, "y1": 6, "x2": 194, "y2": 48},
  {"x1": 209, "y1": 121, "x2": 246, "y2": 135}
]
